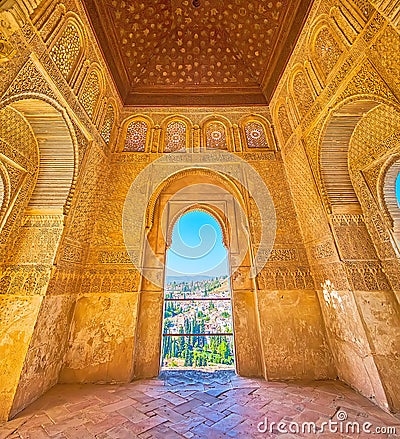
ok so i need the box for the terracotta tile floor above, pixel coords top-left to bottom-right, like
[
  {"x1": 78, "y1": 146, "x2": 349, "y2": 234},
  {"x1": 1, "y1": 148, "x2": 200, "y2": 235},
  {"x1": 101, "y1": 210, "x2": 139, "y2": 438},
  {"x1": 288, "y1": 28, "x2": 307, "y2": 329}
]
[{"x1": 1, "y1": 370, "x2": 399, "y2": 438}]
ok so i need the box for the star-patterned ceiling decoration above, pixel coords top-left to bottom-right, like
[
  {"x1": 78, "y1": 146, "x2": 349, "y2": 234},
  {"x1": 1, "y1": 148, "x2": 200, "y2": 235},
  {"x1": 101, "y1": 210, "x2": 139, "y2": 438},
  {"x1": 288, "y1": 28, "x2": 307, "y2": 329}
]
[{"x1": 83, "y1": 0, "x2": 313, "y2": 105}]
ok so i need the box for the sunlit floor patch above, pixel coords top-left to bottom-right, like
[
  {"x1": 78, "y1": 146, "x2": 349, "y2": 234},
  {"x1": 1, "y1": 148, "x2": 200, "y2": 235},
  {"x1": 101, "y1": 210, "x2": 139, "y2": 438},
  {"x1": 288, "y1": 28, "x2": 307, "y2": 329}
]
[{"x1": 2, "y1": 371, "x2": 399, "y2": 438}]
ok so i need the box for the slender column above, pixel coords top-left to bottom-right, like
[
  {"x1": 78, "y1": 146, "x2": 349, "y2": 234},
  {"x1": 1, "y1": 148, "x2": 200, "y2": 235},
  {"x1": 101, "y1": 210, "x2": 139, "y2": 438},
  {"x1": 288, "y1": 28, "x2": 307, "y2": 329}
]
[
  {"x1": 232, "y1": 124, "x2": 242, "y2": 152},
  {"x1": 192, "y1": 124, "x2": 201, "y2": 152},
  {"x1": 151, "y1": 125, "x2": 162, "y2": 153}
]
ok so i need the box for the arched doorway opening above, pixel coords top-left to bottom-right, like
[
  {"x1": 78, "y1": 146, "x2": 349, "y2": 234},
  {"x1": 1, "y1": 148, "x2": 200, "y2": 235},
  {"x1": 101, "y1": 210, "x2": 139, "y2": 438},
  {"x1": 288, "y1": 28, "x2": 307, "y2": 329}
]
[
  {"x1": 382, "y1": 159, "x2": 400, "y2": 248},
  {"x1": 161, "y1": 210, "x2": 235, "y2": 370},
  {"x1": 396, "y1": 172, "x2": 400, "y2": 206},
  {"x1": 130, "y1": 167, "x2": 266, "y2": 380}
]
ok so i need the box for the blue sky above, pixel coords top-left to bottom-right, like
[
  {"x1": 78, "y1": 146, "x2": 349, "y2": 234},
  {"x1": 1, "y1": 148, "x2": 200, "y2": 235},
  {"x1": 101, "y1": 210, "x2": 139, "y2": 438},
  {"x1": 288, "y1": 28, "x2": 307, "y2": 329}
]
[
  {"x1": 166, "y1": 210, "x2": 228, "y2": 278},
  {"x1": 397, "y1": 173, "x2": 400, "y2": 207}
]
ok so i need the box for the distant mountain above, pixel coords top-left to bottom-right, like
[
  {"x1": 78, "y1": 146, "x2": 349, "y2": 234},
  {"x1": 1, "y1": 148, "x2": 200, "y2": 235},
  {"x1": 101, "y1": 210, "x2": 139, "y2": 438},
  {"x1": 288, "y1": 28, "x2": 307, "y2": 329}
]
[{"x1": 166, "y1": 275, "x2": 226, "y2": 284}]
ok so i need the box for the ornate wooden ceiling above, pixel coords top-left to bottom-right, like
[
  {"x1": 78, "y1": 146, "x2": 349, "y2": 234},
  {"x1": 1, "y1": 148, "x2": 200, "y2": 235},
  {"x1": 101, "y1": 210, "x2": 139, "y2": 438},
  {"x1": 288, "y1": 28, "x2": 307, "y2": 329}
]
[{"x1": 83, "y1": 0, "x2": 313, "y2": 106}]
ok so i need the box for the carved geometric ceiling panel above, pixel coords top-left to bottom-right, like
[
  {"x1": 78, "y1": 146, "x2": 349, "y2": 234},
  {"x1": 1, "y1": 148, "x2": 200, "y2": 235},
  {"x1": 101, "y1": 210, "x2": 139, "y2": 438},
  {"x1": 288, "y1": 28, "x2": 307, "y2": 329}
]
[{"x1": 83, "y1": 0, "x2": 313, "y2": 105}]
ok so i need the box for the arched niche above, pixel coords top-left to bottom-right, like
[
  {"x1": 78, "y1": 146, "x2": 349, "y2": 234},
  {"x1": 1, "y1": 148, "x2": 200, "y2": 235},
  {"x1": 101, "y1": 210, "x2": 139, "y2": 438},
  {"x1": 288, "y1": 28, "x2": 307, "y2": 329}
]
[
  {"x1": 0, "y1": 95, "x2": 78, "y2": 216},
  {"x1": 0, "y1": 94, "x2": 78, "y2": 421},
  {"x1": 307, "y1": 14, "x2": 348, "y2": 85},
  {"x1": 78, "y1": 64, "x2": 104, "y2": 122},
  {"x1": 319, "y1": 98, "x2": 383, "y2": 213},
  {"x1": 289, "y1": 65, "x2": 315, "y2": 121},
  {"x1": 121, "y1": 115, "x2": 153, "y2": 152},
  {"x1": 100, "y1": 100, "x2": 117, "y2": 145},
  {"x1": 161, "y1": 116, "x2": 192, "y2": 153},
  {"x1": 320, "y1": 97, "x2": 400, "y2": 215},
  {"x1": 273, "y1": 99, "x2": 293, "y2": 145},
  {"x1": 49, "y1": 14, "x2": 86, "y2": 84},
  {"x1": 200, "y1": 115, "x2": 233, "y2": 151},
  {"x1": 239, "y1": 115, "x2": 276, "y2": 151}
]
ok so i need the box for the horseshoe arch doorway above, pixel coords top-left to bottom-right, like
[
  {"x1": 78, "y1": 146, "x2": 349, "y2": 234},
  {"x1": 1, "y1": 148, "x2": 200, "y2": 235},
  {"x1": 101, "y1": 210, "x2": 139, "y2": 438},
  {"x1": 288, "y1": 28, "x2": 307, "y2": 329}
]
[
  {"x1": 161, "y1": 209, "x2": 235, "y2": 370},
  {"x1": 132, "y1": 170, "x2": 264, "y2": 380}
]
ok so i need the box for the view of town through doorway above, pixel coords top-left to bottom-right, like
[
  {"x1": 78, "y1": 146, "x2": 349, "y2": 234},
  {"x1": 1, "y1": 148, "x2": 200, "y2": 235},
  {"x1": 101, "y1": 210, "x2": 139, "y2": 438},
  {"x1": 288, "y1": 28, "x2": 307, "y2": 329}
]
[{"x1": 160, "y1": 210, "x2": 236, "y2": 371}]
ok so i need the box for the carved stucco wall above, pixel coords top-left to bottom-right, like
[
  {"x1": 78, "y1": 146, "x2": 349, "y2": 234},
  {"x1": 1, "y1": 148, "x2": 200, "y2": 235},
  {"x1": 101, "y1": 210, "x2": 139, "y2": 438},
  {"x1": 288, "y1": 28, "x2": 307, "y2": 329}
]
[
  {"x1": 0, "y1": 0, "x2": 117, "y2": 421},
  {"x1": 270, "y1": 0, "x2": 400, "y2": 412},
  {"x1": 59, "y1": 107, "x2": 335, "y2": 385},
  {"x1": 0, "y1": 0, "x2": 399, "y2": 423}
]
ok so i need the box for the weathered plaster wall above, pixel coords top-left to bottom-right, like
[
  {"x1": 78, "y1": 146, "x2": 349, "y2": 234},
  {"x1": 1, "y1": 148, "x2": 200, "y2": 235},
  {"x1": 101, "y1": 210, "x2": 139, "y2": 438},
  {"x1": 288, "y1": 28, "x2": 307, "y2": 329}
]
[
  {"x1": 60, "y1": 293, "x2": 138, "y2": 383},
  {"x1": 253, "y1": 155, "x2": 335, "y2": 379},
  {"x1": 10, "y1": 295, "x2": 76, "y2": 417},
  {"x1": 257, "y1": 290, "x2": 335, "y2": 380},
  {"x1": 60, "y1": 155, "x2": 142, "y2": 382},
  {"x1": 280, "y1": 136, "x2": 383, "y2": 398},
  {"x1": 10, "y1": 143, "x2": 112, "y2": 413}
]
